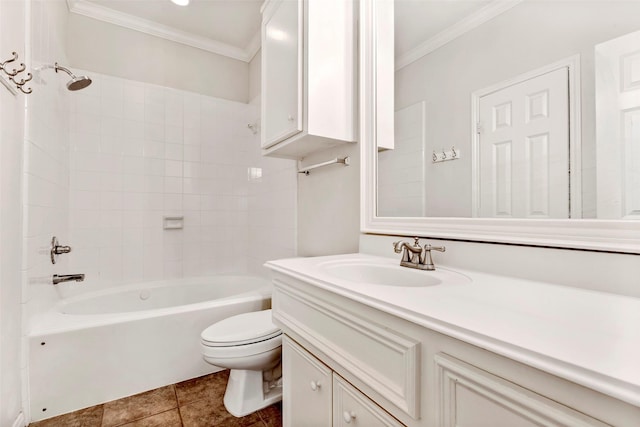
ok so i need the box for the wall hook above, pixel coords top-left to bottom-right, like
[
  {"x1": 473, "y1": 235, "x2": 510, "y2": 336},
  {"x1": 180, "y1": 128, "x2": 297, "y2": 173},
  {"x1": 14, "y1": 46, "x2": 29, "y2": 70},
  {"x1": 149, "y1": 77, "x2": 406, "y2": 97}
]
[{"x1": 1, "y1": 52, "x2": 32, "y2": 94}]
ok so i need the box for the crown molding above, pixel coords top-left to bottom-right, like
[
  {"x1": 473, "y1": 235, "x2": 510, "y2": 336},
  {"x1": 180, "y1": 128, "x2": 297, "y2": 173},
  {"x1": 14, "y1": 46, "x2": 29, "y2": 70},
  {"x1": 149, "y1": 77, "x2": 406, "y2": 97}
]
[
  {"x1": 66, "y1": 0, "x2": 259, "y2": 62},
  {"x1": 395, "y1": 0, "x2": 525, "y2": 71}
]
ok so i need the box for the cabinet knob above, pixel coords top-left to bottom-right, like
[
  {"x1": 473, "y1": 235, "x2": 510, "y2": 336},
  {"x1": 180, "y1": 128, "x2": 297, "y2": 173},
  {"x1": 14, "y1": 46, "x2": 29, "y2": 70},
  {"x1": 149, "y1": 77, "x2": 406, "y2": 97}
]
[
  {"x1": 288, "y1": 115, "x2": 295, "y2": 122},
  {"x1": 343, "y1": 411, "x2": 356, "y2": 423},
  {"x1": 310, "y1": 380, "x2": 321, "y2": 391}
]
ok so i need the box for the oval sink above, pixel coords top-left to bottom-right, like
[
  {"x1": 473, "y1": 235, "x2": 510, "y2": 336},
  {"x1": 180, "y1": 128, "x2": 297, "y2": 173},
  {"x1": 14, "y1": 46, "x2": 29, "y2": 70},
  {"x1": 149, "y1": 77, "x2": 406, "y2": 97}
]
[{"x1": 320, "y1": 262, "x2": 470, "y2": 287}]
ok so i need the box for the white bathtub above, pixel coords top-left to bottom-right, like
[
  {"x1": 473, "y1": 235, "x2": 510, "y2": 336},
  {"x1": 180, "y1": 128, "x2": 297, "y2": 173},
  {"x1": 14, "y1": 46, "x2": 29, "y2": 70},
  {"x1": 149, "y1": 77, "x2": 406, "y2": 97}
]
[{"x1": 28, "y1": 275, "x2": 272, "y2": 422}]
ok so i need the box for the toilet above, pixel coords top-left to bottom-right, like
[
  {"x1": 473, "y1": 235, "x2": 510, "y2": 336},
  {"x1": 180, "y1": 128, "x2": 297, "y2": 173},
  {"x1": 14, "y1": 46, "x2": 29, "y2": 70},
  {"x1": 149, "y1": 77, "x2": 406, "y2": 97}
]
[{"x1": 200, "y1": 309, "x2": 283, "y2": 417}]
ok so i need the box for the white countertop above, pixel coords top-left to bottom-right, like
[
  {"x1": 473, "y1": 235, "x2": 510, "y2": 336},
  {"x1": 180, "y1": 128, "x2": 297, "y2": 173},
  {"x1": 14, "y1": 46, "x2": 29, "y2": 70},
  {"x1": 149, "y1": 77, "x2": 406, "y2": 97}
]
[{"x1": 265, "y1": 253, "x2": 640, "y2": 408}]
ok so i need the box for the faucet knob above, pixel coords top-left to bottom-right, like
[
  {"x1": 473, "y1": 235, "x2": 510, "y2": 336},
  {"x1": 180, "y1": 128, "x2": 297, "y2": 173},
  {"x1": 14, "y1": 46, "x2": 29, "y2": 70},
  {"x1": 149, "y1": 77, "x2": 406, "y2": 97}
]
[
  {"x1": 50, "y1": 236, "x2": 72, "y2": 264},
  {"x1": 425, "y1": 244, "x2": 446, "y2": 253}
]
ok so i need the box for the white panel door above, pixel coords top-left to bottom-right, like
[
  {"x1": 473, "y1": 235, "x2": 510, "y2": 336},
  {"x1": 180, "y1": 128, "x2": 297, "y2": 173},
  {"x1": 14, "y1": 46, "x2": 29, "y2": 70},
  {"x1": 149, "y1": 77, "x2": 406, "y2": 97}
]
[
  {"x1": 596, "y1": 30, "x2": 640, "y2": 219},
  {"x1": 477, "y1": 67, "x2": 569, "y2": 218},
  {"x1": 282, "y1": 336, "x2": 332, "y2": 427},
  {"x1": 262, "y1": 0, "x2": 303, "y2": 149}
]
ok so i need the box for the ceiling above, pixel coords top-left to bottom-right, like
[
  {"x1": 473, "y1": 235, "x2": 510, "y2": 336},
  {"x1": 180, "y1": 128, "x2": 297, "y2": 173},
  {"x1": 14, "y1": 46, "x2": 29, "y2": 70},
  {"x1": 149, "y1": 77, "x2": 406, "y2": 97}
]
[{"x1": 70, "y1": 0, "x2": 504, "y2": 65}]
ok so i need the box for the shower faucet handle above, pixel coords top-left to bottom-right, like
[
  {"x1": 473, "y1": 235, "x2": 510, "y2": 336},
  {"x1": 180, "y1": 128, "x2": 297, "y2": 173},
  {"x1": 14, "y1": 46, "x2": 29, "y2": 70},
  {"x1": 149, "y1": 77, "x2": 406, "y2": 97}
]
[{"x1": 50, "y1": 236, "x2": 72, "y2": 264}]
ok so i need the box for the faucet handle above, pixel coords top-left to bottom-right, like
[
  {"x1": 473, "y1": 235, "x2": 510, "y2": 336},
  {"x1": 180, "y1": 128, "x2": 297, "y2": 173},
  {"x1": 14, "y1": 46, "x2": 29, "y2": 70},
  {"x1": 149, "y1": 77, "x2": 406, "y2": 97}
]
[{"x1": 425, "y1": 244, "x2": 446, "y2": 253}]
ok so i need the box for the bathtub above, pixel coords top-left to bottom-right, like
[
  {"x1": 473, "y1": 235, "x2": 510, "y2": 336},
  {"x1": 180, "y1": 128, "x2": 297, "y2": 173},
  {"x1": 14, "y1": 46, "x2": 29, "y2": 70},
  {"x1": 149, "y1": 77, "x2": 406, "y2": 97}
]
[{"x1": 28, "y1": 275, "x2": 272, "y2": 422}]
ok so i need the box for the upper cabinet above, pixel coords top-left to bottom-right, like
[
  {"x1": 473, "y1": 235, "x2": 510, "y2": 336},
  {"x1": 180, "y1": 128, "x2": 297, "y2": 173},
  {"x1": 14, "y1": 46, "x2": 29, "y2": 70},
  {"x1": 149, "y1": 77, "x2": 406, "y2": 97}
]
[{"x1": 261, "y1": 0, "x2": 358, "y2": 159}]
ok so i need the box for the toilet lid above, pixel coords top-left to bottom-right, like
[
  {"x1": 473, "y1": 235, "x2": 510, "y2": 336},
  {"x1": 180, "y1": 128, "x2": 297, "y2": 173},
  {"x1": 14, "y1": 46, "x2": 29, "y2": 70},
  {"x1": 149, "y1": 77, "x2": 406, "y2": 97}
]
[{"x1": 201, "y1": 309, "x2": 281, "y2": 346}]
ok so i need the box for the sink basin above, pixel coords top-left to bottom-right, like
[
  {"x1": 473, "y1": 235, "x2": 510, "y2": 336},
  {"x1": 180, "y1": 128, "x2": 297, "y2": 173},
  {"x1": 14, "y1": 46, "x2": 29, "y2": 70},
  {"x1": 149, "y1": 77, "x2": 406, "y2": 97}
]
[{"x1": 319, "y1": 261, "x2": 470, "y2": 287}]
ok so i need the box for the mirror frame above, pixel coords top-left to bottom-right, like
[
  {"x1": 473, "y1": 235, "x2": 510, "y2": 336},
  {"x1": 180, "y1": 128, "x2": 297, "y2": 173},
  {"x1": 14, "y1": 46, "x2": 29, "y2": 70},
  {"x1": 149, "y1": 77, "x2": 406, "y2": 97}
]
[{"x1": 359, "y1": 0, "x2": 640, "y2": 254}]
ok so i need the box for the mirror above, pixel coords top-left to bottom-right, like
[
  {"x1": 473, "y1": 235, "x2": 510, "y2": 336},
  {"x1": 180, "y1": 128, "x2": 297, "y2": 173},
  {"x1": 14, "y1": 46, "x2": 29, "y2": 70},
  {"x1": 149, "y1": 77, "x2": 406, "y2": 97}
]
[
  {"x1": 360, "y1": 0, "x2": 640, "y2": 252},
  {"x1": 377, "y1": 0, "x2": 640, "y2": 220}
]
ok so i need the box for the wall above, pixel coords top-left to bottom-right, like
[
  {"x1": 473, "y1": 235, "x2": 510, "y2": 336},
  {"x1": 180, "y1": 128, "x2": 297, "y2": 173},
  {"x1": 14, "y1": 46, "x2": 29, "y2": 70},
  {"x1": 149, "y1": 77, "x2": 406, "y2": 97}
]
[
  {"x1": 59, "y1": 71, "x2": 297, "y2": 293},
  {"x1": 248, "y1": 49, "x2": 261, "y2": 103},
  {"x1": 297, "y1": 143, "x2": 360, "y2": 256},
  {"x1": 66, "y1": 13, "x2": 249, "y2": 103},
  {"x1": 0, "y1": 0, "x2": 27, "y2": 424},
  {"x1": 394, "y1": 0, "x2": 640, "y2": 218}
]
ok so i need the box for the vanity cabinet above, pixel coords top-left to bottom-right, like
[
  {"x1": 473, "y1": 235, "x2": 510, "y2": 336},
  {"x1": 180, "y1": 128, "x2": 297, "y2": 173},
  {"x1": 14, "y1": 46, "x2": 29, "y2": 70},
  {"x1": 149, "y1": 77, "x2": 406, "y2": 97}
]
[
  {"x1": 271, "y1": 271, "x2": 640, "y2": 427},
  {"x1": 283, "y1": 335, "x2": 404, "y2": 427},
  {"x1": 260, "y1": 0, "x2": 357, "y2": 159}
]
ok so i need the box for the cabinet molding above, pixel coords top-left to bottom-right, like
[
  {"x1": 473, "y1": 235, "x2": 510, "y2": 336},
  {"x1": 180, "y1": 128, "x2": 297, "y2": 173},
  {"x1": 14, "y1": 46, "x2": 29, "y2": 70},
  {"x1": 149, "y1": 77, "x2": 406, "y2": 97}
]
[
  {"x1": 273, "y1": 280, "x2": 421, "y2": 419},
  {"x1": 435, "y1": 353, "x2": 610, "y2": 427}
]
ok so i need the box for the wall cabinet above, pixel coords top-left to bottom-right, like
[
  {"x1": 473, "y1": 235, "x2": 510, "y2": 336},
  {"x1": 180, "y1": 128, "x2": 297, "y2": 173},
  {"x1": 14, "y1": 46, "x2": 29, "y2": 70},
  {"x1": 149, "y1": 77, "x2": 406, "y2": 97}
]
[
  {"x1": 261, "y1": 0, "x2": 357, "y2": 159},
  {"x1": 271, "y1": 274, "x2": 640, "y2": 427},
  {"x1": 283, "y1": 336, "x2": 404, "y2": 427}
]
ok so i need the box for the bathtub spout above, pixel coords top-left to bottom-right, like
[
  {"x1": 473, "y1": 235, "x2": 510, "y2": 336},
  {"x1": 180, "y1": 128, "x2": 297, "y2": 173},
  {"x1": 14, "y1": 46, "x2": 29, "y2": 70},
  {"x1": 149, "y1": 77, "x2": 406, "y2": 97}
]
[{"x1": 52, "y1": 274, "x2": 85, "y2": 285}]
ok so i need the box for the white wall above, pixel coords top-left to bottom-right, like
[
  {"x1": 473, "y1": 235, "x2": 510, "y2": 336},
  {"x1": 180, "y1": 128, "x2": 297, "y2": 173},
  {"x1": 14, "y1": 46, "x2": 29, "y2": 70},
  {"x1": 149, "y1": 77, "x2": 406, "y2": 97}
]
[
  {"x1": 0, "y1": 0, "x2": 27, "y2": 424},
  {"x1": 248, "y1": 49, "x2": 261, "y2": 103},
  {"x1": 297, "y1": 143, "x2": 360, "y2": 256},
  {"x1": 66, "y1": 13, "x2": 250, "y2": 103},
  {"x1": 51, "y1": 72, "x2": 296, "y2": 294},
  {"x1": 395, "y1": 0, "x2": 640, "y2": 218}
]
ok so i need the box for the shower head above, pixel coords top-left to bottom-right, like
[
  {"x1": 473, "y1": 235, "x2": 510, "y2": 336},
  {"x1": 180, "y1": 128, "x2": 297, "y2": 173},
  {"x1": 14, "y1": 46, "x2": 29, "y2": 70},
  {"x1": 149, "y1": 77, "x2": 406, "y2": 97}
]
[{"x1": 54, "y1": 63, "x2": 92, "y2": 91}]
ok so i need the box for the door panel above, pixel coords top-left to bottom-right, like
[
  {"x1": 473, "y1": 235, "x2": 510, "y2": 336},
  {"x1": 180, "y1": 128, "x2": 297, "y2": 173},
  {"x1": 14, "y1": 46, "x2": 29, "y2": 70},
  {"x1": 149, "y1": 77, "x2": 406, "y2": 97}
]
[
  {"x1": 478, "y1": 67, "x2": 569, "y2": 218},
  {"x1": 596, "y1": 30, "x2": 640, "y2": 219}
]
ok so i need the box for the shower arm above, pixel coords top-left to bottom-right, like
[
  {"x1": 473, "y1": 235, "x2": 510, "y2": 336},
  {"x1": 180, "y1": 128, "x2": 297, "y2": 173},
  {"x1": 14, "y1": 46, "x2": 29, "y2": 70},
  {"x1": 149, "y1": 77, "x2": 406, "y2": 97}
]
[{"x1": 54, "y1": 63, "x2": 75, "y2": 78}]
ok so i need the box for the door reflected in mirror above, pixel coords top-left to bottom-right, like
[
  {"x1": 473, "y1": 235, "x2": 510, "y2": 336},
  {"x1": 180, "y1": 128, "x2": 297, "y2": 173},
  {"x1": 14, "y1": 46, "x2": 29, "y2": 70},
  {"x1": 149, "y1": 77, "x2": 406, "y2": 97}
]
[{"x1": 379, "y1": 0, "x2": 640, "y2": 220}]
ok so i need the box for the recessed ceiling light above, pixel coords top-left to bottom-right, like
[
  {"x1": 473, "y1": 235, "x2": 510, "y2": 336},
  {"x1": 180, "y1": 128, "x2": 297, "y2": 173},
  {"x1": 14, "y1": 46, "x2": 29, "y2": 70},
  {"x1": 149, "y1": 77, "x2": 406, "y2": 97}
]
[{"x1": 170, "y1": 0, "x2": 189, "y2": 6}]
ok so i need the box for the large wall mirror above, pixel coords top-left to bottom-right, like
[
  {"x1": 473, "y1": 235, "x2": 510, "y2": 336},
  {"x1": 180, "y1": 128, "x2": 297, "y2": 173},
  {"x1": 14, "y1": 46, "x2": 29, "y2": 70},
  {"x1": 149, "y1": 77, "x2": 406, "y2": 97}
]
[{"x1": 360, "y1": 0, "x2": 640, "y2": 253}]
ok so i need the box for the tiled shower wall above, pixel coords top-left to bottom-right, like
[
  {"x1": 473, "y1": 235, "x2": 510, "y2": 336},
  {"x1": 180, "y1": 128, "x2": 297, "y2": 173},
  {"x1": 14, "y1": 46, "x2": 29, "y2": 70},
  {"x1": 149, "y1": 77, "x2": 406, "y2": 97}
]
[{"x1": 65, "y1": 71, "x2": 296, "y2": 290}]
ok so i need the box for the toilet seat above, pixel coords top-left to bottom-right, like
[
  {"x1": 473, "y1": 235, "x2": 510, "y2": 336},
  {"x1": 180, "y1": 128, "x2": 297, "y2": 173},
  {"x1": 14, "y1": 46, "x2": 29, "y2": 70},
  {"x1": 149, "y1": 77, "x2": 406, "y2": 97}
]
[{"x1": 201, "y1": 309, "x2": 282, "y2": 359}]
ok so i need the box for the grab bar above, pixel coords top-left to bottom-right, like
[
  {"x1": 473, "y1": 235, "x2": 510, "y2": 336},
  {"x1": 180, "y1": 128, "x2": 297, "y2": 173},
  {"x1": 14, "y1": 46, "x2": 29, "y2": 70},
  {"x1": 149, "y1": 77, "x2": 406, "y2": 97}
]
[{"x1": 298, "y1": 157, "x2": 350, "y2": 175}]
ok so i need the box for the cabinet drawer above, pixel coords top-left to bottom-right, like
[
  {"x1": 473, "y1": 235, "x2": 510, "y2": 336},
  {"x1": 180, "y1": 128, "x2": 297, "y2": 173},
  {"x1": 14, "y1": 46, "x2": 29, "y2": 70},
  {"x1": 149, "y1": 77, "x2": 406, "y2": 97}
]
[
  {"x1": 283, "y1": 336, "x2": 332, "y2": 427},
  {"x1": 273, "y1": 281, "x2": 421, "y2": 419},
  {"x1": 435, "y1": 353, "x2": 611, "y2": 427},
  {"x1": 333, "y1": 374, "x2": 405, "y2": 427}
]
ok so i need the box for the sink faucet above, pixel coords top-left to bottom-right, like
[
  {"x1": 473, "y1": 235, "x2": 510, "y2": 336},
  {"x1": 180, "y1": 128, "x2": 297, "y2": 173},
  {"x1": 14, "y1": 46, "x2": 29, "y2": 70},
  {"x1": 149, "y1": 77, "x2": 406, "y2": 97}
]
[
  {"x1": 393, "y1": 237, "x2": 445, "y2": 271},
  {"x1": 52, "y1": 274, "x2": 85, "y2": 285}
]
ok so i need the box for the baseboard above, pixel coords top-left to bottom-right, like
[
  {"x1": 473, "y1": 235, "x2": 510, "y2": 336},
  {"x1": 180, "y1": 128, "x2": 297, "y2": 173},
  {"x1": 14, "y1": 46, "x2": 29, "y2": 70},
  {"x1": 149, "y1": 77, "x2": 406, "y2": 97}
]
[{"x1": 12, "y1": 412, "x2": 25, "y2": 427}]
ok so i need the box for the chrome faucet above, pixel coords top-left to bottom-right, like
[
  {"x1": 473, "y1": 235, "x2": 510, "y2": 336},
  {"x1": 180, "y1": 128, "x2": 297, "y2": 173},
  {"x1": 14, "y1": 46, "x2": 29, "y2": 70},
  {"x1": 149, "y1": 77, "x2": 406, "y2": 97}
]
[
  {"x1": 52, "y1": 274, "x2": 85, "y2": 285},
  {"x1": 393, "y1": 237, "x2": 445, "y2": 271}
]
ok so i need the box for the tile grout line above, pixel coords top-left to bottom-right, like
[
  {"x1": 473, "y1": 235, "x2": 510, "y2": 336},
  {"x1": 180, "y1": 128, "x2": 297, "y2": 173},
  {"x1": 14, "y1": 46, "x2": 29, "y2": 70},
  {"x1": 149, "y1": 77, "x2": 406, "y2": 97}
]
[{"x1": 173, "y1": 384, "x2": 185, "y2": 426}]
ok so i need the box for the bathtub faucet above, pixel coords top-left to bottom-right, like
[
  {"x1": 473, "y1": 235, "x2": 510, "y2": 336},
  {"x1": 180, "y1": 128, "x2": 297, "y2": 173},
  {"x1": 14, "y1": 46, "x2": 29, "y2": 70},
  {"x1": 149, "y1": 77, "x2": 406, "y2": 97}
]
[{"x1": 52, "y1": 274, "x2": 85, "y2": 285}]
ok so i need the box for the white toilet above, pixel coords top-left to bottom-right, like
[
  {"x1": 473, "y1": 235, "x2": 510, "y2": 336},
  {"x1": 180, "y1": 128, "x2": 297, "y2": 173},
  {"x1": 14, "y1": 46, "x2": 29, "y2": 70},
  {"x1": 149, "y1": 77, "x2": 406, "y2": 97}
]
[{"x1": 200, "y1": 309, "x2": 283, "y2": 417}]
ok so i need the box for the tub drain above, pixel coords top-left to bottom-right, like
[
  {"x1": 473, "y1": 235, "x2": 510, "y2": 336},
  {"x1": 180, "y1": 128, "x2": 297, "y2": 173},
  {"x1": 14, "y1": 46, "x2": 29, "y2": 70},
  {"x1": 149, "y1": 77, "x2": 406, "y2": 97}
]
[{"x1": 139, "y1": 289, "x2": 151, "y2": 300}]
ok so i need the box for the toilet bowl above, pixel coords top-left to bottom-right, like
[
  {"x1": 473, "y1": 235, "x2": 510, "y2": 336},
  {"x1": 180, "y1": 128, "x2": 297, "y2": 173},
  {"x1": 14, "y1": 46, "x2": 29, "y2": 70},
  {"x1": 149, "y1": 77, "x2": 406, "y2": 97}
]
[{"x1": 201, "y1": 309, "x2": 283, "y2": 417}]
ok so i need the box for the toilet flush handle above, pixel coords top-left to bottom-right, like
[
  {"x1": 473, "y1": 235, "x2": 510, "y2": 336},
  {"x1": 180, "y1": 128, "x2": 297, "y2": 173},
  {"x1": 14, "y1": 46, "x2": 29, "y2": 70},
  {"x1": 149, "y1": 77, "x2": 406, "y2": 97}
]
[{"x1": 310, "y1": 380, "x2": 321, "y2": 391}]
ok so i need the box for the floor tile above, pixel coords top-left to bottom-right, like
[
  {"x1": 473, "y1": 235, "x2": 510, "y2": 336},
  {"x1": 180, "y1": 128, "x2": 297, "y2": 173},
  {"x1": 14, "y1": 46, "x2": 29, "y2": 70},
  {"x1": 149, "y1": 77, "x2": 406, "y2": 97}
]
[
  {"x1": 175, "y1": 371, "x2": 229, "y2": 406},
  {"x1": 101, "y1": 385, "x2": 177, "y2": 427},
  {"x1": 179, "y1": 396, "x2": 261, "y2": 427},
  {"x1": 29, "y1": 405, "x2": 103, "y2": 427},
  {"x1": 258, "y1": 402, "x2": 282, "y2": 427},
  {"x1": 119, "y1": 409, "x2": 182, "y2": 427}
]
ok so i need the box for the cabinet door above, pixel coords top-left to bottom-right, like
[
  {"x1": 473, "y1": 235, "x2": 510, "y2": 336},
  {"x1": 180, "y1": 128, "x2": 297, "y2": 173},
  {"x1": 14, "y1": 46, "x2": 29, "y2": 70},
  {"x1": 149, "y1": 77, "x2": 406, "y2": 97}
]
[
  {"x1": 282, "y1": 336, "x2": 332, "y2": 427},
  {"x1": 261, "y1": 0, "x2": 303, "y2": 149},
  {"x1": 436, "y1": 354, "x2": 610, "y2": 427},
  {"x1": 333, "y1": 375, "x2": 404, "y2": 427}
]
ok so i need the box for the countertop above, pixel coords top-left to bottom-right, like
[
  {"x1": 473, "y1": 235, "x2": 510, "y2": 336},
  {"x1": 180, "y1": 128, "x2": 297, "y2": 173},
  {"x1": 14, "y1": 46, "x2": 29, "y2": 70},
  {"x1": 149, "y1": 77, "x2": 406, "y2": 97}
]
[{"x1": 265, "y1": 253, "x2": 640, "y2": 407}]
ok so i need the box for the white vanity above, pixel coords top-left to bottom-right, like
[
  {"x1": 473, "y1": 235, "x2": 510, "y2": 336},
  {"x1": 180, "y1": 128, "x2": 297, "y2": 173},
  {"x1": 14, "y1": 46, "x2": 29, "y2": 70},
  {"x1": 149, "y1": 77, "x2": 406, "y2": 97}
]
[{"x1": 266, "y1": 254, "x2": 640, "y2": 426}]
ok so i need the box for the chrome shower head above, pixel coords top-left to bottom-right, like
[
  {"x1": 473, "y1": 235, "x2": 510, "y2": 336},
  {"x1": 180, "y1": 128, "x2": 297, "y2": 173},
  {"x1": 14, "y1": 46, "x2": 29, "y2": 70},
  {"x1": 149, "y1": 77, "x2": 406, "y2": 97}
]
[{"x1": 54, "y1": 63, "x2": 92, "y2": 91}]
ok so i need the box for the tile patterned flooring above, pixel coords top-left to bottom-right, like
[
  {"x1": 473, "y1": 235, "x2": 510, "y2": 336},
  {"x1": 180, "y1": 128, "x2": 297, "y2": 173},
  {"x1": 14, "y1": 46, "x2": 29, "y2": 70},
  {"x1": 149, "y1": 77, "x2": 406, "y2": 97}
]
[{"x1": 29, "y1": 371, "x2": 282, "y2": 427}]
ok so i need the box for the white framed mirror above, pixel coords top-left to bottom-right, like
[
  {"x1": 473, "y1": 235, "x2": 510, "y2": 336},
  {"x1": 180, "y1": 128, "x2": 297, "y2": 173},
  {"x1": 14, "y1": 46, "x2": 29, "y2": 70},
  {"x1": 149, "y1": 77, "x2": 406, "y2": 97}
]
[{"x1": 360, "y1": 0, "x2": 640, "y2": 253}]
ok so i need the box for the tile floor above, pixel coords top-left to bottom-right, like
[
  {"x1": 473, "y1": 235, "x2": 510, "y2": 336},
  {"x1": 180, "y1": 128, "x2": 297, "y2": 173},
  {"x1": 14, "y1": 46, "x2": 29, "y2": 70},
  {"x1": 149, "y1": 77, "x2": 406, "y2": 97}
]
[{"x1": 29, "y1": 370, "x2": 282, "y2": 427}]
